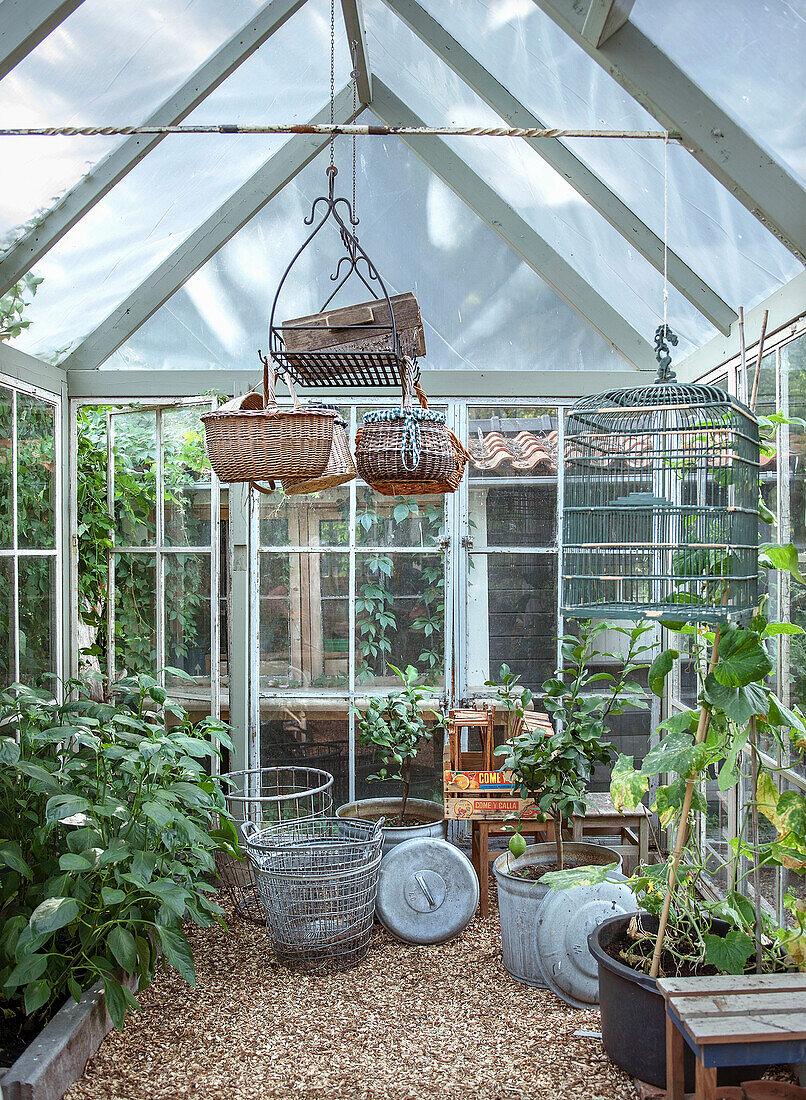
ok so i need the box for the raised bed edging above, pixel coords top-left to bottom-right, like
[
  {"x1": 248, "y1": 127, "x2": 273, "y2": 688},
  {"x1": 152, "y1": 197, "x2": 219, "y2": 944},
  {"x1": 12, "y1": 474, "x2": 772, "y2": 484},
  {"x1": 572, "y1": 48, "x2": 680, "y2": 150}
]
[{"x1": 1, "y1": 976, "x2": 134, "y2": 1100}]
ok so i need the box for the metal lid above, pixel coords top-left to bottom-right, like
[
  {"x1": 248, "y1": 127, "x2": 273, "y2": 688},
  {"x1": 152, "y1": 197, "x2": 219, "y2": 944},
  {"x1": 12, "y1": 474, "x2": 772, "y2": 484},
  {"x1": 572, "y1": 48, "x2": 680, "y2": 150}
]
[
  {"x1": 534, "y1": 876, "x2": 637, "y2": 1009},
  {"x1": 375, "y1": 837, "x2": 478, "y2": 945}
]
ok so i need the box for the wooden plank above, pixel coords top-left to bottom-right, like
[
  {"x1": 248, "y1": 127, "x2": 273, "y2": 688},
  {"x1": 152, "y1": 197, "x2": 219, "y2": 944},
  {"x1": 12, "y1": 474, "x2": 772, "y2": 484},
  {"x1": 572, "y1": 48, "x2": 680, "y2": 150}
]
[
  {"x1": 674, "y1": 992, "x2": 806, "y2": 1020},
  {"x1": 659, "y1": 974, "x2": 806, "y2": 998},
  {"x1": 281, "y1": 292, "x2": 425, "y2": 356},
  {"x1": 665, "y1": 1010, "x2": 686, "y2": 1100},
  {"x1": 683, "y1": 1013, "x2": 806, "y2": 1045}
]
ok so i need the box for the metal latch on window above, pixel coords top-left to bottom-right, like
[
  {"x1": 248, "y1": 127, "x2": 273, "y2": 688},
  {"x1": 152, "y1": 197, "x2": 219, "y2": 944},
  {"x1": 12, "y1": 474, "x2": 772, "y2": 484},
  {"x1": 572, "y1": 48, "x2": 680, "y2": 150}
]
[{"x1": 461, "y1": 534, "x2": 474, "y2": 550}]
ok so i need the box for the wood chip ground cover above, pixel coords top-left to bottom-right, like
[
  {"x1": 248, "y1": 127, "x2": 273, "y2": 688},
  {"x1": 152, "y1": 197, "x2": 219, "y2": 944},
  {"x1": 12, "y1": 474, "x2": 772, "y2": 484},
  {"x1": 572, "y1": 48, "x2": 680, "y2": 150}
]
[{"x1": 66, "y1": 888, "x2": 635, "y2": 1100}]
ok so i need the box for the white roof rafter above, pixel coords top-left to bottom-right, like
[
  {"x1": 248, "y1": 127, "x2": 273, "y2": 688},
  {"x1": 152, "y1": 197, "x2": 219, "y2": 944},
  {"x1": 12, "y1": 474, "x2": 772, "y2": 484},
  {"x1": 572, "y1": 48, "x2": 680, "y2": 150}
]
[
  {"x1": 0, "y1": 0, "x2": 311, "y2": 297},
  {"x1": 532, "y1": 0, "x2": 806, "y2": 266},
  {"x1": 63, "y1": 85, "x2": 358, "y2": 371},
  {"x1": 379, "y1": 0, "x2": 735, "y2": 335},
  {"x1": 371, "y1": 81, "x2": 655, "y2": 371},
  {"x1": 340, "y1": 0, "x2": 372, "y2": 106},
  {"x1": 0, "y1": 0, "x2": 84, "y2": 81}
]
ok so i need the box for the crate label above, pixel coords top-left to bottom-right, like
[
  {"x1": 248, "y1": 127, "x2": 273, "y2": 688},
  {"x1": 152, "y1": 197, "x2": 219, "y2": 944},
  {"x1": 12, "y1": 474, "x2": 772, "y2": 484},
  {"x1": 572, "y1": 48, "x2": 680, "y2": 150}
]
[
  {"x1": 444, "y1": 770, "x2": 514, "y2": 791},
  {"x1": 445, "y1": 797, "x2": 543, "y2": 821}
]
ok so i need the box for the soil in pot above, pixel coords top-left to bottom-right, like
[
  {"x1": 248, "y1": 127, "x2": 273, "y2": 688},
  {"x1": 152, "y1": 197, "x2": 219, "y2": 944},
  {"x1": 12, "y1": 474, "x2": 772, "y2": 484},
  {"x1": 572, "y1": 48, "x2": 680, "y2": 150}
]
[
  {"x1": 508, "y1": 847, "x2": 616, "y2": 881},
  {"x1": 360, "y1": 812, "x2": 433, "y2": 827}
]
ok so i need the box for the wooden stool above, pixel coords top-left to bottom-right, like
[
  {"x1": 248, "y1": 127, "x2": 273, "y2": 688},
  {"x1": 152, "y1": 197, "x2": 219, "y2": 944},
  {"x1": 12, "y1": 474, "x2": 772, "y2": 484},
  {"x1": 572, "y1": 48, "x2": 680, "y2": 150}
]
[
  {"x1": 659, "y1": 974, "x2": 806, "y2": 1100},
  {"x1": 571, "y1": 791, "x2": 650, "y2": 875},
  {"x1": 472, "y1": 817, "x2": 554, "y2": 918},
  {"x1": 447, "y1": 705, "x2": 496, "y2": 772}
]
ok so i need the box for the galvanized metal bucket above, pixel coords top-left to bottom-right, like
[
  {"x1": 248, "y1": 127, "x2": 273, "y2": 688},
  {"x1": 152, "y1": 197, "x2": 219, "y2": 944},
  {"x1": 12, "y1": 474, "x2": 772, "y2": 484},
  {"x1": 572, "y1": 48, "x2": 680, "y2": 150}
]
[
  {"x1": 493, "y1": 842, "x2": 622, "y2": 988},
  {"x1": 336, "y1": 797, "x2": 445, "y2": 856}
]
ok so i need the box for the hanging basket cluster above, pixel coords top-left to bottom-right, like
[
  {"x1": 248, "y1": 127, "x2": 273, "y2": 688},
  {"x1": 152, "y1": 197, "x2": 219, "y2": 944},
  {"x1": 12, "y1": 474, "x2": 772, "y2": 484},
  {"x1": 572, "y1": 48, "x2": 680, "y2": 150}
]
[
  {"x1": 201, "y1": 357, "x2": 336, "y2": 489},
  {"x1": 356, "y1": 367, "x2": 469, "y2": 496}
]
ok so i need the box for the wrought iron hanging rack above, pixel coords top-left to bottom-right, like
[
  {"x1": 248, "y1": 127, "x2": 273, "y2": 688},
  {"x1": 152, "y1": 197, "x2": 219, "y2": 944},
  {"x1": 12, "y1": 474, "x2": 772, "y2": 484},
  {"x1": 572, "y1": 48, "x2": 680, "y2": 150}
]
[{"x1": 268, "y1": 163, "x2": 411, "y2": 389}]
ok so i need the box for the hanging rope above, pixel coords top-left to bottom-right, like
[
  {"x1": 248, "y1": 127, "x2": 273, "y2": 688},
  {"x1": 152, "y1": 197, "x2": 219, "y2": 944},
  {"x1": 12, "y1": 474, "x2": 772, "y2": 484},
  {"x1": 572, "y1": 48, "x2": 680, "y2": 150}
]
[{"x1": 0, "y1": 122, "x2": 684, "y2": 139}]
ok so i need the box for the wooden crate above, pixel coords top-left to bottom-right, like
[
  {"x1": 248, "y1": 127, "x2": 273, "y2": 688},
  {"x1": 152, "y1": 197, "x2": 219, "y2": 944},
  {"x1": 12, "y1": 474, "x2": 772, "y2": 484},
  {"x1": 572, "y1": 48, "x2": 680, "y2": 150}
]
[{"x1": 281, "y1": 292, "x2": 425, "y2": 359}]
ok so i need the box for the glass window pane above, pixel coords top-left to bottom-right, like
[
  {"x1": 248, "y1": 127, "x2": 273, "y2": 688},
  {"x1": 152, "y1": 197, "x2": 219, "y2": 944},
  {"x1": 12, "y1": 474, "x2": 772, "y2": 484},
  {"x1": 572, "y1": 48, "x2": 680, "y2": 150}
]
[
  {"x1": 260, "y1": 485, "x2": 350, "y2": 548},
  {"x1": 355, "y1": 552, "x2": 445, "y2": 688},
  {"x1": 18, "y1": 555, "x2": 55, "y2": 687},
  {"x1": 0, "y1": 557, "x2": 14, "y2": 686},
  {"x1": 259, "y1": 552, "x2": 349, "y2": 691},
  {"x1": 0, "y1": 387, "x2": 12, "y2": 550},
  {"x1": 164, "y1": 553, "x2": 212, "y2": 695},
  {"x1": 259, "y1": 700, "x2": 350, "y2": 809},
  {"x1": 467, "y1": 552, "x2": 557, "y2": 692},
  {"x1": 162, "y1": 405, "x2": 212, "y2": 548},
  {"x1": 17, "y1": 393, "x2": 55, "y2": 550},
  {"x1": 112, "y1": 411, "x2": 157, "y2": 547},
  {"x1": 356, "y1": 710, "x2": 444, "y2": 807},
  {"x1": 113, "y1": 554, "x2": 156, "y2": 677},
  {"x1": 355, "y1": 487, "x2": 445, "y2": 549}
]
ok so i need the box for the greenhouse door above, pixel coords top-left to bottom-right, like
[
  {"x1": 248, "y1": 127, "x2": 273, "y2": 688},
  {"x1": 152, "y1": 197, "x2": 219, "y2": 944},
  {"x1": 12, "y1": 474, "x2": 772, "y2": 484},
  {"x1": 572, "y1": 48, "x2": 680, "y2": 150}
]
[
  {"x1": 106, "y1": 400, "x2": 222, "y2": 722},
  {"x1": 458, "y1": 404, "x2": 562, "y2": 698}
]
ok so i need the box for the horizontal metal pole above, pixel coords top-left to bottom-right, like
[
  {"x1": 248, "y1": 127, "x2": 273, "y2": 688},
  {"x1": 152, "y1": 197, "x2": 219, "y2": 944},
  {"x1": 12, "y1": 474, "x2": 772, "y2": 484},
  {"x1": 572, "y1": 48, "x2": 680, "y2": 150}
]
[{"x1": 0, "y1": 123, "x2": 680, "y2": 139}]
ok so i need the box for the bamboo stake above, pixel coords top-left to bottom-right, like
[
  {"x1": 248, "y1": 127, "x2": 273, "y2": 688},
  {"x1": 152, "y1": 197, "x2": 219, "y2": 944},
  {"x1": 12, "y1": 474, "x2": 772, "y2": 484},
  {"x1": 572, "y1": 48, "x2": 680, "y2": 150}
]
[
  {"x1": 649, "y1": 626, "x2": 722, "y2": 978},
  {"x1": 738, "y1": 306, "x2": 747, "y2": 405},
  {"x1": 750, "y1": 310, "x2": 770, "y2": 412}
]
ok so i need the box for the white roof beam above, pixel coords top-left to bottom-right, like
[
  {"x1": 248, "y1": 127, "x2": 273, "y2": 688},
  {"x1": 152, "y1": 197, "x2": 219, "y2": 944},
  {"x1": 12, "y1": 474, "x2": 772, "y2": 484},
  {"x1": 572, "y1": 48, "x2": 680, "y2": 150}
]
[
  {"x1": 532, "y1": 0, "x2": 806, "y2": 265},
  {"x1": 379, "y1": 0, "x2": 735, "y2": 335},
  {"x1": 0, "y1": 0, "x2": 310, "y2": 296},
  {"x1": 582, "y1": 0, "x2": 635, "y2": 48},
  {"x1": 371, "y1": 81, "x2": 655, "y2": 371},
  {"x1": 341, "y1": 0, "x2": 372, "y2": 106},
  {"x1": 62, "y1": 85, "x2": 358, "y2": 371},
  {"x1": 0, "y1": 0, "x2": 84, "y2": 81}
]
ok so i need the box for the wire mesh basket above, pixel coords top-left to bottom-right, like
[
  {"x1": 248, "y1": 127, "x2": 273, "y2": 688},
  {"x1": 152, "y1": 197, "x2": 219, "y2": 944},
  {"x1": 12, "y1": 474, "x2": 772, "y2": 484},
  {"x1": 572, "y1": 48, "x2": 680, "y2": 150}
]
[
  {"x1": 243, "y1": 817, "x2": 383, "y2": 972},
  {"x1": 215, "y1": 766, "x2": 334, "y2": 922}
]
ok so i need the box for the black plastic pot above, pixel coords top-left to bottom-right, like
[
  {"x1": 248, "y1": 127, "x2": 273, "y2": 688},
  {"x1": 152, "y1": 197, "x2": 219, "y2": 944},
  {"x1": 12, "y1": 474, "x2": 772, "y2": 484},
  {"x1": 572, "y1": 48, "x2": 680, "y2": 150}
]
[{"x1": 589, "y1": 912, "x2": 742, "y2": 1092}]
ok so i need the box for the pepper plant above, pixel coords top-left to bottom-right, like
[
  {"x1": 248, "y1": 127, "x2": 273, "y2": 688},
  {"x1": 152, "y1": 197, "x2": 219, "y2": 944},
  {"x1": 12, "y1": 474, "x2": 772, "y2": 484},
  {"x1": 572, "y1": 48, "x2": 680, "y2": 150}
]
[{"x1": 0, "y1": 673, "x2": 238, "y2": 1031}]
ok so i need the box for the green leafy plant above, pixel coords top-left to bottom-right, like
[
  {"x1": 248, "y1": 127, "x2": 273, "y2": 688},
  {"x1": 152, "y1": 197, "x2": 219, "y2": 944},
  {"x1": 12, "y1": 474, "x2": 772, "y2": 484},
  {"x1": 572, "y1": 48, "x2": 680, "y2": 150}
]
[
  {"x1": 0, "y1": 274, "x2": 42, "y2": 342},
  {"x1": 485, "y1": 663, "x2": 533, "y2": 741},
  {"x1": 0, "y1": 673, "x2": 238, "y2": 1035},
  {"x1": 353, "y1": 663, "x2": 445, "y2": 824},
  {"x1": 496, "y1": 621, "x2": 654, "y2": 870},
  {"x1": 545, "y1": 613, "x2": 806, "y2": 975}
]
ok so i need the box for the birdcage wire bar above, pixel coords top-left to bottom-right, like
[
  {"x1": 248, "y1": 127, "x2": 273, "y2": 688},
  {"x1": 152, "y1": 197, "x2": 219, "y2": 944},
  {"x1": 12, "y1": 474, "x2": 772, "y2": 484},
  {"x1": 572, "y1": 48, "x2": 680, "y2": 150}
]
[
  {"x1": 243, "y1": 817, "x2": 383, "y2": 972},
  {"x1": 215, "y1": 766, "x2": 334, "y2": 922},
  {"x1": 561, "y1": 381, "x2": 760, "y2": 625}
]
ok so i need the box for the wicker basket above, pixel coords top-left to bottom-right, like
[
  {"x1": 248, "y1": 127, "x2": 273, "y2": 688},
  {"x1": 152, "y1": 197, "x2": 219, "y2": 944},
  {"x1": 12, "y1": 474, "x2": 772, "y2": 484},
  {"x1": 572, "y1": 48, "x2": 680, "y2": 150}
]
[
  {"x1": 362, "y1": 428, "x2": 471, "y2": 496},
  {"x1": 356, "y1": 370, "x2": 454, "y2": 491},
  {"x1": 282, "y1": 406, "x2": 356, "y2": 495},
  {"x1": 201, "y1": 357, "x2": 334, "y2": 486}
]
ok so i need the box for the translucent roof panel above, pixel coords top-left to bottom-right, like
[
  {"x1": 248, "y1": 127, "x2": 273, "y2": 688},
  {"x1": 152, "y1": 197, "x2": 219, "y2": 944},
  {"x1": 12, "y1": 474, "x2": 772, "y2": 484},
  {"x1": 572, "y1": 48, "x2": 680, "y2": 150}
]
[
  {"x1": 0, "y1": 0, "x2": 265, "y2": 249},
  {"x1": 10, "y1": 0, "x2": 351, "y2": 363},
  {"x1": 104, "y1": 130, "x2": 622, "y2": 374},
  {"x1": 364, "y1": 0, "x2": 722, "y2": 357},
  {"x1": 389, "y1": 0, "x2": 801, "y2": 322},
  {"x1": 632, "y1": 0, "x2": 806, "y2": 187}
]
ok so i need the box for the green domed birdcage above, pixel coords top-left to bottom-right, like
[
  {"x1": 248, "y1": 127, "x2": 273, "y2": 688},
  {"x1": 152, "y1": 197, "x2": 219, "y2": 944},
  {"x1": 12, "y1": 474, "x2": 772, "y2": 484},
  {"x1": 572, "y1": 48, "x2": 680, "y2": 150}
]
[{"x1": 561, "y1": 327, "x2": 761, "y2": 625}]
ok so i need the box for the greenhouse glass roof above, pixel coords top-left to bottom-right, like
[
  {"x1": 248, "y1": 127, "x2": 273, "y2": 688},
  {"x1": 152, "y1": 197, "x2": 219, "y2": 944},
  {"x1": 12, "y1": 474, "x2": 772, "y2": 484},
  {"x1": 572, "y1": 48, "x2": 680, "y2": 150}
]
[{"x1": 0, "y1": 0, "x2": 803, "y2": 377}]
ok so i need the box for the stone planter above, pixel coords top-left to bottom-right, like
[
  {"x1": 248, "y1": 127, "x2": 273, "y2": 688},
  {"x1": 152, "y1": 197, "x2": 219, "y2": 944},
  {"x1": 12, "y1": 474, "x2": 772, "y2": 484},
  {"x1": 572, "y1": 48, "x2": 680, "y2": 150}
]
[
  {"x1": 336, "y1": 797, "x2": 445, "y2": 856},
  {"x1": 493, "y1": 841, "x2": 622, "y2": 988},
  {"x1": 1, "y1": 977, "x2": 134, "y2": 1100}
]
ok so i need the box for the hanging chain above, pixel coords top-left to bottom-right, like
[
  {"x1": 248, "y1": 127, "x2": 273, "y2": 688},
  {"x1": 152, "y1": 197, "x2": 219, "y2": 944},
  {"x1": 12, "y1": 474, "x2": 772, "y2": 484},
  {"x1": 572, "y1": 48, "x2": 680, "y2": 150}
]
[
  {"x1": 327, "y1": 0, "x2": 334, "y2": 167},
  {"x1": 654, "y1": 130, "x2": 679, "y2": 383},
  {"x1": 350, "y1": 39, "x2": 359, "y2": 221}
]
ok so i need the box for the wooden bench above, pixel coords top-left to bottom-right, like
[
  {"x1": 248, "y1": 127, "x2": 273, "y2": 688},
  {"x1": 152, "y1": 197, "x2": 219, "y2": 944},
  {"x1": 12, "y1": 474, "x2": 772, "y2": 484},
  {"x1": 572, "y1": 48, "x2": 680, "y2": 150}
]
[{"x1": 658, "y1": 974, "x2": 806, "y2": 1100}]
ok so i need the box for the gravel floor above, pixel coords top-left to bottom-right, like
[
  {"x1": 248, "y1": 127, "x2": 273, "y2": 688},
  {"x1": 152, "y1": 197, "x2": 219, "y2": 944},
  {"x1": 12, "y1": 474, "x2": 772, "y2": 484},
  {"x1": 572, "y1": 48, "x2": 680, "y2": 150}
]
[{"x1": 66, "y1": 884, "x2": 635, "y2": 1100}]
